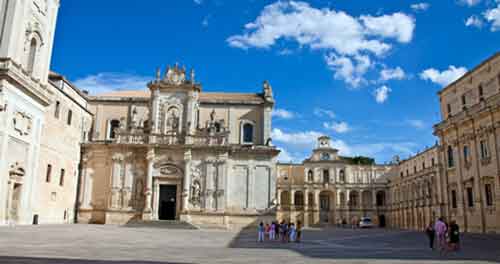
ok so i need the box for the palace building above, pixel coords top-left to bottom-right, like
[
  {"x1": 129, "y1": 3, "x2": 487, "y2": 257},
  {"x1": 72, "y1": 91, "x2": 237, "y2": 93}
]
[{"x1": 277, "y1": 136, "x2": 393, "y2": 227}]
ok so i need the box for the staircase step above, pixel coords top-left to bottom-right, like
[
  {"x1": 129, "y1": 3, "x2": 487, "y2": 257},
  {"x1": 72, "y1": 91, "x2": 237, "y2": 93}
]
[{"x1": 124, "y1": 220, "x2": 199, "y2": 230}]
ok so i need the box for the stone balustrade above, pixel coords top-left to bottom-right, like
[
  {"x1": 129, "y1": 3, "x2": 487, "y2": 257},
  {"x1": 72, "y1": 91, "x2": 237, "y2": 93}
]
[{"x1": 114, "y1": 131, "x2": 229, "y2": 146}]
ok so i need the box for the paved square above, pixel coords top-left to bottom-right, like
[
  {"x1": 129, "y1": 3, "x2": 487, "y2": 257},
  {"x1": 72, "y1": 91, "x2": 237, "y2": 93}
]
[{"x1": 0, "y1": 225, "x2": 499, "y2": 264}]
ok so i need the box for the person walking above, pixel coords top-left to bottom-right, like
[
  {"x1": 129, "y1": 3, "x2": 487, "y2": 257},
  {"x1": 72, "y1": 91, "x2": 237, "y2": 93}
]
[
  {"x1": 448, "y1": 220, "x2": 460, "y2": 252},
  {"x1": 257, "y1": 222, "x2": 265, "y2": 242},
  {"x1": 425, "y1": 221, "x2": 435, "y2": 250},
  {"x1": 296, "y1": 220, "x2": 302, "y2": 243},
  {"x1": 270, "y1": 222, "x2": 276, "y2": 241},
  {"x1": 275, "y1": 221, "x2": 280, "y2": 240},
  {"x1": 434, "y1": 217, "x2": 448, "y2": 254},
  {"x1": 289, "y1": 223, "x2": 296, "y2": 242}
]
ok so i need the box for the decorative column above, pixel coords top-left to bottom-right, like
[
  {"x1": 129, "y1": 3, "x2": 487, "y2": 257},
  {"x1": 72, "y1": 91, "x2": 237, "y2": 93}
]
[
  {"x1": 80, "y1": 155, "x2": 93, "y2": 210},
  {"x1": 182, "y1": 150, "x2": 192, "y2": 212},
  {"x1": 110, "y1": 153, "x2": 123, "y2": 209},
  {"x1": 263, "y1": 106, "x2": 272, "y2": 144},
  {"x1": 143, "y1": 148, "x2": 154, "y2": 220}
]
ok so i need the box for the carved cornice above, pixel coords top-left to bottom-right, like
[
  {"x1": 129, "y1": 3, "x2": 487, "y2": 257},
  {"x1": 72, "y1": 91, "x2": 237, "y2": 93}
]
[{"x1": 0, "y1": 58, "x2": 52, "y2": 106}]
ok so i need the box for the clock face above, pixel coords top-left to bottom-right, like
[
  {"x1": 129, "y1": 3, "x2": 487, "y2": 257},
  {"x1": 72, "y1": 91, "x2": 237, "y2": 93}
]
[{"x1": 321, "y1": 153, "x2": 330, "y2": 161}]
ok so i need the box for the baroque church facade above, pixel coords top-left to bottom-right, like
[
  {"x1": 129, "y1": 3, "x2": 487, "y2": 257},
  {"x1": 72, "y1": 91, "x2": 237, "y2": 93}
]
[{"x1": 79, "y1": 66, "x2": 279, "y2": 227}]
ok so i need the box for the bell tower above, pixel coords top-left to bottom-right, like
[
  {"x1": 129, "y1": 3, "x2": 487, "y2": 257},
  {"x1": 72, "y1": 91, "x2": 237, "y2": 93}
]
[{"x1": 0, "y1": 0, "x2": 60, "y2": 84}]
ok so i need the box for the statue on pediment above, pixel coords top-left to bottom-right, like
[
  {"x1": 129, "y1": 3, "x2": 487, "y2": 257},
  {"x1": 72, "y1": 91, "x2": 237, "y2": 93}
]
[
  {"x1": 263, "y1": 80, "x2": 273, "y2": 99},
  {"x1": 164, "y1": 64, "x2": 186, "y2": 85},
  {"x1": 190, "y1": 180, "x2": 201, "y2": 206}
]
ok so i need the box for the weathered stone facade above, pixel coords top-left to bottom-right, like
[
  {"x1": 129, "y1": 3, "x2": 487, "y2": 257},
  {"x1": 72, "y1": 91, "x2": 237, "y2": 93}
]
[
  {"x1": 433, "y1": 53, "x2": 500, "y2": 233},
  {"x1": 78, "y1": 66, "x2": 279, "y2": 228},
  {"x1": 277, "y1": 136, "x2": 393, "y2": 227},
  {"x1": 386, "y1": 146, "x2": 444, "y2": 231}
]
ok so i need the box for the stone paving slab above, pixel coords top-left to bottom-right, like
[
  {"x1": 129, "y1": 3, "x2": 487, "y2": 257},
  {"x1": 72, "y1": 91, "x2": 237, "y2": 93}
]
[{"x1": 0, "y1": 225, "x2": 499, "y2": 264}]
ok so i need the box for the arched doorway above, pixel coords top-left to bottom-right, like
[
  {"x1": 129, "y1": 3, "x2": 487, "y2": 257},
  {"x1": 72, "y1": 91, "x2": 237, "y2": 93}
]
[
  {"x1": 319, "y1": 191, "x2": 332, "y2": 224},
  {"x1": 378, "y1": 214, "x2": 386, "y2": 228}
]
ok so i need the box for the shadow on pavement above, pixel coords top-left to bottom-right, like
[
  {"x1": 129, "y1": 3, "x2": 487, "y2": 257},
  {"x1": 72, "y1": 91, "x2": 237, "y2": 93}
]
[
  {"x1": 228, "y1": 227, "x2": 500, "y2": 263},
  {"x1": 0, "y1": 256, "x2": 194, "y2": 264}
]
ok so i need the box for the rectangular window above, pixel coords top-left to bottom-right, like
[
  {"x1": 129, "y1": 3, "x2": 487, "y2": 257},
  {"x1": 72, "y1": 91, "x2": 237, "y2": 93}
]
[
  {"x1": 479, "y1": 84, "x2": 484, "y2": 98},
  {"x1": 431, "y1": 158, "x2": 435, "y2": 166},
  {"x1": 59, "y1": 169, "x2": 65, "y2": 186},
  {"x1": 414, "y1": 166, "x2": 417, "y2": 173},
  {"x1": 46, "y1": 164, "x2": 52, "y2": 183},
  {"x1": 451, "y1": 190, "x2": 457, "y2": 209},
  {"x1": 447, "y1": 104, "x2": 452, "y2": 116},
  {"x1": 54, "y1": 101, "x2": 60, "y2": 118},
  {"x1": 485, "y1": 184, "x2": 493, "y2": 206},
  {"x1": 480, "y1": 140, "x2": 489, "y2": 159},
  {"x1": 422, "y1": 162, "x2": 426, "y2": 169},
  {"x1": 463, "y1": 145, "x2": 469, "y2": 163},
  {"x1": 67, "y1": 110, "x2": 73, "y2": 125},
  {"x1": 467, "y1": 187, "x2": 474, "y2": 207},
  {"x1": 461, "y1": 95, "x2": 466, "y2": 106}
]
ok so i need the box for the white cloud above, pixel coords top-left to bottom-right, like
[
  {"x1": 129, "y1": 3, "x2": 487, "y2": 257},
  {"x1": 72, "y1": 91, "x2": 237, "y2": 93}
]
[
  {"x1": 374, "y1": 85, "x2": 391, "y2": 104},
  {"x1": 227, "y1": 1, "x2": 415, "y2": 87},
  {"x1": 360, "y1": 13, "x2": 415, "y2": 43},
  {"x1": 323, "y1": 121, "x2": 350, "y2": 133},
  {"x1": 484, "y1": 4, "x2": 500, "y2": 31},
  {"x1": 73, "y1": 73, "x2": 150, "y2": 95},
  {"x1": 465, "y1": 15, "x2": 484, "y2": 28},
  {"x1": 313, "y1": 108, "x2": 336, "y2": 118},
  {"x1": 271, "y1": 127, "x2": 418, "y2": 163},
  {"x1": 271, "y1": 128, "x2": 322, "y2": 148},
  {"x1": 194, "y1": 0, "x2": 203, "y2": 5},
  {"x1": 406, "y1": 119, "x2": 426, "y2": 129},
  {"x1": 458, "y1": 0, "x2": 481, "y2": 7},
  {"x1": 380, "y1": 66, "x2": 406, "y2": 81},
  {"x1": 420, "y1": 66, "x2": 468, "y2": 86},
  {"x1": 325, "y1": 53, "x2": 372, "y2": 87},
  {"x1": 272, "y1": 108, "x2": 296, "y2": 119},
  {"x1": 411, "y1": 3, "x2": 430, "y2": 12}
]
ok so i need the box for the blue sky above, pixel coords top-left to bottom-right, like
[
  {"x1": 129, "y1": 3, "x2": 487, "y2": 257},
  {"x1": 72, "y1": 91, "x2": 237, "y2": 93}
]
[{"x1": 51, "y1": 0, "x2": 500, "y2": 164}]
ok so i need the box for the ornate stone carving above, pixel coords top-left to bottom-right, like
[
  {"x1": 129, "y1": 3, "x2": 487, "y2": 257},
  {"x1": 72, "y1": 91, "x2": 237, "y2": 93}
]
[
  {"x1": 164, "y1": 64, "x2": 186, "y2": 85},
  {"x1": 263, "y1": 80, "x2": 273, "y2": 99},
  {"x1": 12, "y1": 111, "x2": 32, "y2": 136},
  {"x1": 9, "y1": 162, "x2": 25, "y2": 177},
  {"x1": 0, "y1": 88, "x2": 6, "y2": 112},
  {"x1": 190, "y1": 180, "x2": 201, "y2": 206}
]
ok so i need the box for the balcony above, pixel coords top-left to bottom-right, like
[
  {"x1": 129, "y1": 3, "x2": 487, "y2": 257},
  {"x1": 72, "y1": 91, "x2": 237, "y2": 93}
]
[{"x1": 114, "y1": 130, "x2": 229, "y2": 146}]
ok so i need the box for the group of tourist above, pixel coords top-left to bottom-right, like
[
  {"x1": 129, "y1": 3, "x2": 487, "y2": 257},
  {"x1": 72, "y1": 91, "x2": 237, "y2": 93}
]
[
  {"x1": 425, "y1": 217, "x2": 460, "y2": 255},
  {"x1": 258, "y1": 221, "x2": 302, "y2": 243}
]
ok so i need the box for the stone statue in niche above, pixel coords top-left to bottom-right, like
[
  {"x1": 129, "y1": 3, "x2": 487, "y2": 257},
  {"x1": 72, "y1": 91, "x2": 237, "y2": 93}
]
[
  {"x1": 130, "y1": 106, "x2": 139, "y2": 129},
  {"x1": 166, "y1": 107, "x2": 180, "y2": 132},
  {"x1": 210, "y1": 109, "x2": 216, "y2": 122},
  {"x1": 190, "y1": 180, "x2": 201, "y2": 206}
]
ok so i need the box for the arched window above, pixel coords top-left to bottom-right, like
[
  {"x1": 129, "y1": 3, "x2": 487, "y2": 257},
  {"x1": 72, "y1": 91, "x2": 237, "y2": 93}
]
[
  {"x1": 280, "y1": 191, "x2": 290, "y2": 207},
  {"x1": 242, "y1": 122, "x2": 254, "y2": 144},
  {"x1": 27, "y1": 38, "x2": 37, "y2": 74},
  {"x1": 339, "y1": 169, "x2": 345, "y2": 182},
  {"x1": 307, "y1": 170, "x2": 313, "y2": 182},
  {"x1": 108, "y1": 119, "x2": 120, "y2": 139},
  {"x1": 339, "y1": 192, "x2": 346, "y2": 206},
  {"x1": 323, "y1": 169, "x2": 330, "y2": 184},
  {"x1": 447, "y1": 146, "x2": 454, "y2": 168},
  {"x1": 294, "y1": 191, "x2": 304, "y2": 207},
  {"x1": 308, "y1": 192, "x2": 314, "y2": 206},
  {"x1": 376, "y1": 191, "x2": 386, "y2": 206}
]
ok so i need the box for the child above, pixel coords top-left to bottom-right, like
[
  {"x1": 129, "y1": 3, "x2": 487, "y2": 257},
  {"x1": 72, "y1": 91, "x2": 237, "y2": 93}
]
[{"x1": 257, "y1": 222, "x2": 264, "y2": 242}]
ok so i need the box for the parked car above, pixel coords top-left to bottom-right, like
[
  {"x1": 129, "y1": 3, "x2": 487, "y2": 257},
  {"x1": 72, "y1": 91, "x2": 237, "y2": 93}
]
[{"x1": 359, "y1": 217, "x2": 375, "y2": 228}]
